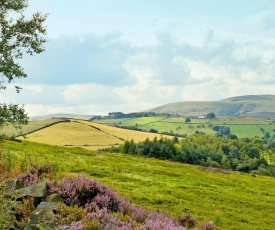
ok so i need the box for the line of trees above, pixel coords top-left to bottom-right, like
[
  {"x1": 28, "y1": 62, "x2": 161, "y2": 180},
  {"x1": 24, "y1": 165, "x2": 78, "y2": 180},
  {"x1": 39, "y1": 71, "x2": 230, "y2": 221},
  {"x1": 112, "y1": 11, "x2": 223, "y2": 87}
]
[
  {"x1": 106, "y1": 135, "x2": 275, "y2": 176},
  {"x1": 107, "y1": 112, "x2": 156, "y2": 118}
]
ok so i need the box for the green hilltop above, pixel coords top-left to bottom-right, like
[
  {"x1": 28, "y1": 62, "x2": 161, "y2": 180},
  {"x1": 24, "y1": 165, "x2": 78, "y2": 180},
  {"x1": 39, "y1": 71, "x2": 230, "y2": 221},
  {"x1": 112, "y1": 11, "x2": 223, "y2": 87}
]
[{"x1": 147, "y1": 95, "x2": 275, "y2": 117}]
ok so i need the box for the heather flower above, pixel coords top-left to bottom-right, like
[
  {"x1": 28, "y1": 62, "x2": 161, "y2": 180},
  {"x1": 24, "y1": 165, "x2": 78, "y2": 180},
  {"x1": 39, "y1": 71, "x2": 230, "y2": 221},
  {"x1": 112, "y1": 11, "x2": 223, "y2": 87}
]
[
  {"x1": 60, "y1": 221, "x2": 85, "y2": 230},
  {"x1": 48, "y1": 175, "x2": 130, "y2": 212},
  {"x1": 138, "y1": 212, "x2": 187, "y2": 230},
  {"x1": 201, "y1": 222, "x2": 215, "y2": 230},
  {"x1": 130, "y1": 207, "x2": 148, "y2": 223},
  {"x1": 17, "y1": 164, "x2": 53, "y2": 186}
]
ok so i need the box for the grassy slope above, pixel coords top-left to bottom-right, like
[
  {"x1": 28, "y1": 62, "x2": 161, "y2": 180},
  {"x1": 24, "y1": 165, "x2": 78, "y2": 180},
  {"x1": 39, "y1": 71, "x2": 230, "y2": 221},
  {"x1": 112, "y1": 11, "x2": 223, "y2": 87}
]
[
  {"x1": 0, "y1": 118, "x2": 67, "y2": 137},
  {"x1": 18, "y1": 120, "x2": 172, "y2": 150},
  {"x1": 3, "y1": 140, "x2": 275, "y2": 230}
]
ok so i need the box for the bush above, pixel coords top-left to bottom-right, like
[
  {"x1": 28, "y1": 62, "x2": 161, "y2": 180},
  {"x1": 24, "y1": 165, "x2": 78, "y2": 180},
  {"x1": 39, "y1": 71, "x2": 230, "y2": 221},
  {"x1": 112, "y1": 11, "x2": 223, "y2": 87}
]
[
  {"x1": 179, "y1": 214, "x2": 197, "y2": 228},
  {"x1": 210, "y1": 161, "x2": 220, "y2": 168},
  {"x1": 149, "y1": 129, "x2": 158, "y2": 133},
  {"x1": 18, "y1": 164, "x2": 53, "y2": 186},
  {"x1": 48, "y1": 175, "x2": 130, "y2": 213},
  {"x1": 0, "y1": 176, "x2": 17, "y2": 229}
]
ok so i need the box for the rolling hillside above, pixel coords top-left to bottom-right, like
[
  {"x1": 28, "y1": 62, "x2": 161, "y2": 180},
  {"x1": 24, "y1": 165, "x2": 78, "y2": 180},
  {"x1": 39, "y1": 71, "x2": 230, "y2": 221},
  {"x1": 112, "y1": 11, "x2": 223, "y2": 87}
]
[
  {"x1": 148, "y1": 95, "x2": 275, "y2": 117},
  {"x1": 17, "y1": 119, "x2": 172, "y2": 150},
  {"x1": 4, "y1": 140, "x2": 275, "y2": 230}
]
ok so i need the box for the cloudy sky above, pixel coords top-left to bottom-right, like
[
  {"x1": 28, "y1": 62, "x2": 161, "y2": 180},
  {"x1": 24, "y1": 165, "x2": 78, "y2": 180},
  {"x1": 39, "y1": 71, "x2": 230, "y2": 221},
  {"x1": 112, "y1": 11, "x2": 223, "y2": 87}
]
[{"x1": 2, "y1": 0, "x2": 275, "y2": 116}]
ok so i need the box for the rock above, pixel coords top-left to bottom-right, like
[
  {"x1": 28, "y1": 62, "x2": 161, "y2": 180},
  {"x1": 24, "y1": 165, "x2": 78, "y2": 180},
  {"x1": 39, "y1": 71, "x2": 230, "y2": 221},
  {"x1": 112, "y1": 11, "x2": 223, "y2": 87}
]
[
  {"x1": 4, "y1": 179, "x2": 22, "y2": 197},
  {"x1": 25, "y1": 202, "x2": 57, "y2": 230},
  {"x1": 13, "y1": 182, "x2": 47, "y2": 199},
  {"x1": 45, "y1": 193, "x2": 63, "y2": 203},
  {"x1": 36, "y1": 201, "x2": 57, "y2": 211}
]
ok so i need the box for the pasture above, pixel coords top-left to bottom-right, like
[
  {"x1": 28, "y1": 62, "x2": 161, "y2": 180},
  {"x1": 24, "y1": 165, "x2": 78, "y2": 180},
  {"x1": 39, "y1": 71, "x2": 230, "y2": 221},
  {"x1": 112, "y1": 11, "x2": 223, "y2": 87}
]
[
  {"x1": 95, "y1": 116, "x2": 275, "y2": 138},
  {"x1": 0, "y1": 118, "x2": 67, "y2": 137},
  {"x1": 18, "y1": 119, "x2": 172, "y2": 150},
  {"x1": 3, "y1": 140, "x2": 275, "y2": 230}
]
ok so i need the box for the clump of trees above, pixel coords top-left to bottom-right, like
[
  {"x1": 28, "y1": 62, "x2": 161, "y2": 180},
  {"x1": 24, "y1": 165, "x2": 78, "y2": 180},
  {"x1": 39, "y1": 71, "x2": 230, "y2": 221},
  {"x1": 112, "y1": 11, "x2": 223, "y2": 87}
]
[
  {"x1": 185, "y1": 118, "x2": 191, "y2": 123},
  {"x1": 207, "y1": 112, "x2": 216, "y2": 119},
  {"x1": 212, "y1": 125, "x2": 231, "y2": 136},
  {"x1": 106, "y1": 135, "x2": 275, "y2": 176},
  {"x1": 107, "y1": 112, "x2": 156, "y2": 119}
]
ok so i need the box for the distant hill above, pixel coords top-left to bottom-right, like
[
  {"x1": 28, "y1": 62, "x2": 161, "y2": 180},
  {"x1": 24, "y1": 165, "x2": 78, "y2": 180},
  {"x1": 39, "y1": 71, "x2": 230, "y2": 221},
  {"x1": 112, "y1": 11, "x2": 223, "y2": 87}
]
[
  {"x1": 30, "y1": 113, "x2": 94, "y2": 121},
  {"x1": 147, "y1": 95, "x2": 275, "y2": 117}
]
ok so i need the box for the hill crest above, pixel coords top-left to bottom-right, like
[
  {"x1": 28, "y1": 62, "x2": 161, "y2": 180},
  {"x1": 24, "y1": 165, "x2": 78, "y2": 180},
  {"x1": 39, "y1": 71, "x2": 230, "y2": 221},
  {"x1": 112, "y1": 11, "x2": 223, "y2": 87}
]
[{"x1": 147, "y1": 95, "x2": 275, "y2": 117}]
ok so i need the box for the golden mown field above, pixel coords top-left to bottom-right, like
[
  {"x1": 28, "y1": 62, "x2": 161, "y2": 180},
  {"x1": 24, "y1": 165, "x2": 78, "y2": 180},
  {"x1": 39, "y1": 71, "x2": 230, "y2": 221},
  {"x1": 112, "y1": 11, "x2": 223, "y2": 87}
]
[{"x1": 19, "y1": 119, "x2": 171, "y2": 150}]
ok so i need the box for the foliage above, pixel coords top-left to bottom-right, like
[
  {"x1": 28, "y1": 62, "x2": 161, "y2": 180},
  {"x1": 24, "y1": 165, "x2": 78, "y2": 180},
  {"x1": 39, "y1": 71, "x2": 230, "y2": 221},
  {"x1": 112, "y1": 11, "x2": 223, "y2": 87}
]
[
  {"x1": 185, "y1": 117, "x2": 191, "y2": 123},
  {"x1": 54, "y1": 203, "x2": 87, "y2": 227},
  {"x1": 0, "y1": 174, "x2": 17, "y2": 229},
  {"x1": 14, "y1": 197, "x2": 35, "y2": 229},
  {"x1": 15, "y1": 169, "x2": 196, "y2": 230},
  {"x1": 107, "y1": 112, "x2": 156, "y2": 119},
  {"x1": 264, "y1": 132, "x2": 271, "y2": 138},
  {"x1": 118, "y1": 137, "x2": 182, "y2": 161},
  {"x1": 178, "y1": 214, "x2": 197, "y2": 228},
  {"x1": 110, "y1": 134, "x2": 275, "y2": 175},
  {"x1": 206, "y1": 112, "x2": 216, "y2": 119},
  {"x1": 48, "y1": 175, "x2": 130, "y2": 212},
  {"x1": 0, "y1": 0, "x2": 47, "y2": 87},
  {"x1": 0, "y1": 0, "x2": 47, "y2": 131},
  {"x1": 149, "y1": 128, "x2": 158, "y2": 133},
  {"x1": 18, "y1": 163, "x2": 54, "y2": 185},
  {"x1": 0, "y1": 104, "x2": 28, "y2": 134}
]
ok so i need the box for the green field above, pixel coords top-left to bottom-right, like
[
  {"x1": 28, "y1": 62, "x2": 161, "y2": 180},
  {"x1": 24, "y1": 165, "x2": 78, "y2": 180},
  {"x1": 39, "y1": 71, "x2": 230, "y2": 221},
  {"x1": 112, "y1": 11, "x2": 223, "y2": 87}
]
[
  {"x1": 97, "y1": 116, "x2": 167, "y2": 126},
  {"x1": 95, "y1": 116, "x2": 275, "y2": 138},
  {"x1": 2, "y1": 140, "x2": 275, "y2": 230}
]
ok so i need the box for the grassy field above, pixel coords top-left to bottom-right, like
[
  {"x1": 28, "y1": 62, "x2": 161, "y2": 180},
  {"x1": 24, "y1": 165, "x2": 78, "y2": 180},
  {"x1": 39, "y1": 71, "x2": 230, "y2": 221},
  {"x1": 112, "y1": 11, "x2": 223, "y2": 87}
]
[
  {"x1": 2, "y1": 140, "x2": 275, "y2": 230},
  {"x1": 95, "y1": 116, "x2": 275, "y2": 138},
  {"x1": 96, "y1": 116, "x2": 168, "y2": 126},
  {"x1": 0, "y1": 118, "x2": 67, "y2": 137},
  {"x1": 18, "y1": 119, "x2": 172, "y2": 150}
]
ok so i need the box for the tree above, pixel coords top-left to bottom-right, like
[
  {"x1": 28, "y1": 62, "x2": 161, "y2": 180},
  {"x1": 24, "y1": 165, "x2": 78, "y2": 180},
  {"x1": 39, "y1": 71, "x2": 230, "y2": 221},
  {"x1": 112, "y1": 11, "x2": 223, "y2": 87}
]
[
  {"x1": 264, "y1": 132, "x2": 271, "y2": 139},
  {"x1": 206, "y1": 112, "x2": 216, "y2": 119},
  {"x1": 0, "y1": 0, "x2": 47, "y2": 132},
  {"x1": 185, "y1": 117, "x2": 191, "y2": 123}
]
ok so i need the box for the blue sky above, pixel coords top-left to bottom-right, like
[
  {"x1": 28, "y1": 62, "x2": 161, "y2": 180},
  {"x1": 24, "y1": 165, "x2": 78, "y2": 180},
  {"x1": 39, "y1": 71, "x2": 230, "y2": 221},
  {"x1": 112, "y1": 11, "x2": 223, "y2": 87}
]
[{"x1": 2, "y1": 0, "x2": 275, "y2": 116}]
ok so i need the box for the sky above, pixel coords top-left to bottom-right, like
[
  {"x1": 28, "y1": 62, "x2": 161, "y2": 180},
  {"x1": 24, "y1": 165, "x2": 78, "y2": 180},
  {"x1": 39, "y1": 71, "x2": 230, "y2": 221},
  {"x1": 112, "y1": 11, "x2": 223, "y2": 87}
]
[{"x1": 2, "y1": 0, "x2": 275, "y2": 116}]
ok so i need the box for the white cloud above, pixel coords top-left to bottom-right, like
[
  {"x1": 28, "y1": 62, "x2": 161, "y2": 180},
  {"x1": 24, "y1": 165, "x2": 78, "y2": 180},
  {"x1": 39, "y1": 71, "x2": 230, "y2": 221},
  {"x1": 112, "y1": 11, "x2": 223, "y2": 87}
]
[
  {"x1": 122, "y1": 52, "x2": 158, "y2": 87},
  {"x1": 12, "y1": 2, "x2": 273, "y2": 118},
  {"x1": 15, "y1": 33, "x2": 274, "y2": 117}
]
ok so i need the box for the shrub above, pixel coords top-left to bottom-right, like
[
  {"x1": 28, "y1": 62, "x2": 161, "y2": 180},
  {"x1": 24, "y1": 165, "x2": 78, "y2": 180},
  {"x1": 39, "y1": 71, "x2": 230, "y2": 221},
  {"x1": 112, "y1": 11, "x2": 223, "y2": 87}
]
[
  {"x1": 54, "y1": 202, "x2": 86, "y2": 226},
  {"x1": 201, "y1": 222, "x2": 215, "y2": 230},
  {"x1": 210, "y1": 161, "x2": 220, "y2": 168},
  {"x1": 18, "y1": 164, "x2": 53, "y2": 186},
  {"x1": 0, "y1": 175, "x2": 17, "y2": 229},
  {"x1": 14, "y1": 198, "x2": 35, "y2": 229},
  {"x1": 48, "y1": 175, "x2": 130, "y2": 213},
  {"x1": 179, "y1": 214, "x2": 197, "y2": 228}
]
